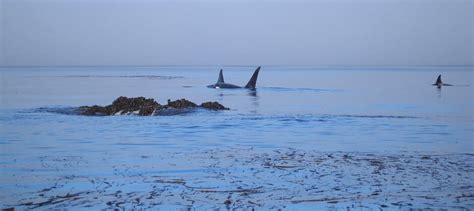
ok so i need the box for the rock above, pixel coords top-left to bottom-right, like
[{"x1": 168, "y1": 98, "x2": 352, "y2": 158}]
[
  {"x1": 200, "y1": 102, "x2": 229, "y2": 110},
  {"x1": 224, "y1": 199, "x2": 232, "y2": 206},
  {"x1": 166, "y1": 99, "x2": 197, "y2": 109},
  {"x1": 110, "y1": 96, "x2": 161, "y2": 115},
  {"x1": 137, "y1": 105, "x2": 157, "y2": 116},
  {"x1": 78, "y1": 97, "x2": 228, "y2": 116},
  {"x1": 79, "y1": 96, "x2": 161, "y2": 116}
]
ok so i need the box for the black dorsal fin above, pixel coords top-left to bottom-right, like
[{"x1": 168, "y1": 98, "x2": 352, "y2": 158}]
[
  {"x1": 217, "y1": 69, "x2": 224, "y2": 83},
  {"x1": 244, "y1": 66, "x2": 261, "y2": 89},
  {"x1": 435, "y1": 75, "x2": 442, "y2": 85}
]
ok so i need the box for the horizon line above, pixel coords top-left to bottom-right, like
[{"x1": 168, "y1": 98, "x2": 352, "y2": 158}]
[{"x1": 1, "y1": 64, "x2": 473, "y2": 68}]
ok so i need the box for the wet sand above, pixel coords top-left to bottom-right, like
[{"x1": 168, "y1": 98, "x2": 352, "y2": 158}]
[{"x1": 1, "y1": 148, "x2": 473, "y2": 210}]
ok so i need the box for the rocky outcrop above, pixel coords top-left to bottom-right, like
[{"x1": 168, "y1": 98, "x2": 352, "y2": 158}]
[
  {"x1": 79, "y1": 96, "x2": 228, "y2": 116},
  {"x1": 165, "y1": 99, "x2": 197, "y2": 109},
  {"x1": 200, "y1": 102, "x2": 228, "y2": 110},
  {"x1": 79, "y1": 96, "x2": 161, "y2": 116}
]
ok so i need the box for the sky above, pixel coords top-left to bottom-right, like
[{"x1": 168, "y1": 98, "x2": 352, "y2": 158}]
[{"x1": 0, "y1": 0, "x2": 473, "y2": 67}]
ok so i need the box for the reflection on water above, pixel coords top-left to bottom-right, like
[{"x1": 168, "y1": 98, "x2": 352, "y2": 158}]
[
  {"x1": 247, "y1": 89, "x2": 257, "y2": 97},
  {"x1": 436, "y1": 86, "x2": 443, "y2": 98},
  {"x1": 248, "y1": 90, "x2": 259, "y2": 114}
]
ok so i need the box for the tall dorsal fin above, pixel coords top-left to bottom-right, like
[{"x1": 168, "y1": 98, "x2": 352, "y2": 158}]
[
  {"x1": 217, "y1": 69, "x2": 224, "y2": 83},
  {"x1": 244, "y1": 66, "x2": 261, "y2": 89}
]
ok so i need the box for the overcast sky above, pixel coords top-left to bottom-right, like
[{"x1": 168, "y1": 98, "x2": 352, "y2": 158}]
[{"x1": 0, "y1": 0, "x2": 473, "y2": 66}]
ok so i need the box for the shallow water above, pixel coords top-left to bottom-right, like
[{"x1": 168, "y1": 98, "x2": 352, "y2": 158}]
[{"x1": 0, "y1": 66, "x2": 473, "y2": 209}]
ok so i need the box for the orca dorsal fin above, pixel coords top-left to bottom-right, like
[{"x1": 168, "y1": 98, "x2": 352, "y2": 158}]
[
  {"x1": 217, "y1": 69, "x2": 224, "y2": 83},
  {"x1": 244, "y1": 66, "x2": 261, "y2": 89},
  {"x1": 435, "y1": 75, "x2": 442, "y2": 85}
]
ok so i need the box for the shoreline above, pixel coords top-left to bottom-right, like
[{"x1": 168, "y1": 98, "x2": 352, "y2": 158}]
[{"x1": 2, "y1": 147, "x2": 472, "y2": 210}]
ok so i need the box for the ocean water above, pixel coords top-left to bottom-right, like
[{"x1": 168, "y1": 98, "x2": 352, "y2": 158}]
[{"x1": 0, "y1": 66, "x2": 473, "y2": 209}]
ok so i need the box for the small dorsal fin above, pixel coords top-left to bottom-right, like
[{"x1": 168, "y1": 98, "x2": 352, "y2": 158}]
[
  {"x1": 435, "y1": 75, "x2": 442, "y2": 85},
  {"x1": 244, "y1": 66, "x2": 261, "y2": 89},
  {"x1": 217, "y1": 69, "x2": 224, "y2": 83}
]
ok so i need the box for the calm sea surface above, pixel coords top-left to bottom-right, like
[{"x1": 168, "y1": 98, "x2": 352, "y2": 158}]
[{"x1": 0, "y1": 66, "x2": 473, "y2": 209}]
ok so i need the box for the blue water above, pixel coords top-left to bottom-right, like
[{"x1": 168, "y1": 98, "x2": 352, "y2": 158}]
[{"x1": 0, "y1": 66, "x2": 473, "y2": 209}]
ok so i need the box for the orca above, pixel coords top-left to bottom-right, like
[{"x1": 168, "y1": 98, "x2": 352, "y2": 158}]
[
  {"x1": 207, "y1": 66, "x2": 261, "y2": 89},
  {"x1": 433, "y1": 75, "x2": 452, "y2": 88}
]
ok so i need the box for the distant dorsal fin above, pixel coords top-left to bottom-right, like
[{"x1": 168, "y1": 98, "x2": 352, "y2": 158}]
[
  {"x1": 217, "y1": 69, "x2": 224, "y2": 83},
  {"x1": 435, "y1": 75, "x2": 442, "y2": 85},
  {"x1": 244, "y1": 66, "x2": 261, "y2": 89}
]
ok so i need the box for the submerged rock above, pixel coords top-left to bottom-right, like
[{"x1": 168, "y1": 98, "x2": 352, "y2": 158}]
[
  {"x1": 78, "y1": 105, "x2": 111, "y2": 116},
  {"x1": 79, "y1": 96, "x2": 228, "y2": 116}
]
